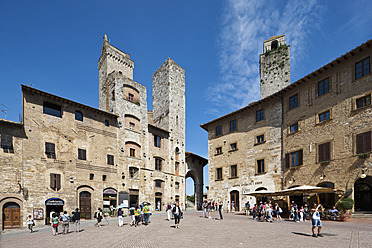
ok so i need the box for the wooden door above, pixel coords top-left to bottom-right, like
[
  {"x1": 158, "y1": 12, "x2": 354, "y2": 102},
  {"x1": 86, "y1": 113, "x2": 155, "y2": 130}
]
[
  {"x1": 3, "y1": 207, "x2": 20, "y2": 229},
  {"x1": 79, "y1": 192, "x2": 91, "y2": 219},
  {"x1": 230, "y1": 191, "x2": 239, "y2": 211}
]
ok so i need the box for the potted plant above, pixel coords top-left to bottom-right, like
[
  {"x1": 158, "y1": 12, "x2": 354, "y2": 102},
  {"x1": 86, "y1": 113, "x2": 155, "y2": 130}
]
[{"x1": 336, "y1": 198, "x2": 354, "y2": 222}]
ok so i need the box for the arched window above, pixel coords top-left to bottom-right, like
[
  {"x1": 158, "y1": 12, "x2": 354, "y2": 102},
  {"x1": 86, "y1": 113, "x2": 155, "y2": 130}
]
[
  {"x1": 271, "y1": 40, "x2": 278, "y2": 50},
  {"x1": 75, "y1": 111, "x2": 83, "y2": 121},
  {"x1": 125, "y1": 141, "x2": 141, "y2": 158}
]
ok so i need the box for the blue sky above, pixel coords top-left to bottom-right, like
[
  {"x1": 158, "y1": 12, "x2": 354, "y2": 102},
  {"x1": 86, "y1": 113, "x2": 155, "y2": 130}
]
[{"x1": 0, "y1": 0, "x2": 371, "y2": 195}]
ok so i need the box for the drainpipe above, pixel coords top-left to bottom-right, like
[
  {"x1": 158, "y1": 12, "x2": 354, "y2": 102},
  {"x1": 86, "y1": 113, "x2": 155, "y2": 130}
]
[{"x1": 280, "y1": 95, "x2": 284, "y2": 191}]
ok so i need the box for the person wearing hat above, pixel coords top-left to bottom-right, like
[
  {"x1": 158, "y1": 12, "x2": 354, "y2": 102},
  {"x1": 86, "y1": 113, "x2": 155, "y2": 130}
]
[{"x1": 72, "y1": 208, "x2": 80, "y2": 233}]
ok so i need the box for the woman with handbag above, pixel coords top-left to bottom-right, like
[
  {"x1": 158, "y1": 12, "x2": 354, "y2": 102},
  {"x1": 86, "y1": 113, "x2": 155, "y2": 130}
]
[
  {"x1": 26, "y1": 215, "x2": 34, "y2": 233},
  {"x1": 51, "y1": 213, "x2": 59, "y2": 235}
]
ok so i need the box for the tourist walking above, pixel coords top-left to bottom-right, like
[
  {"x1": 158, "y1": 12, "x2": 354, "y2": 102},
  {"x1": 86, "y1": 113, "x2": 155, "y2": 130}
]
[
  {"x1": 117, "y1": 208, "x2": 124, "y2": 227},
  {"x1": 202, "y1": 201, "x2": 207, "y2": 217},
  {"x1": 72, "y1": 208, "x2": 80, "y2": 232},
  {"x1": 252, "y1": 204, "x2": 257, "y2": 220},
  {"x1": 227, "y1": 200, "x2": 230, "y2": 213},
  {"x1": 274, "y1": 203, "x2": 282, "y2": 221},
  {"x1": 51, "y1": 213, "x2": 59, "y2": 235},
  {"x1": 231, "y1": 201, "x2": 235, "y2": 213},
  {"x1": 167, "y1": 203, "x2": 172, "y2": 221},
  {"x1": 311, "y1": 204, "x2": 324, "y2": 237},
  {"x1": 26, "y1": 215, "x2": 34, "y2": 233},
  {"x1": 95, "y1": 208, "x2": 103, "y2": 227},
  {"x1": 60, "y1": 211, "x2": 70, "y2": 234},
  {"x1": 129, "y1": 206, "x2": 135, "y2": 226},
  {"x1": 245, "y1": 201, "x2": 250, "y2": 215},
  {"x1": 207, "y1": 200, "x2": 212, "y2": 219},
  {"x1": 172, "y1": 202, "x2": 183, "y2": 228},
  {"x1": 218, "y1": 200, "x2": 223, "y2": 220}
]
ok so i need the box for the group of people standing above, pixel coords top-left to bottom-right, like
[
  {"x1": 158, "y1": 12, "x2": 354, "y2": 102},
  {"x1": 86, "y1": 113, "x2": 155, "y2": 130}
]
[
  {"x1": 202, "y1": 200, "x2": 223, "y2": 220},
  {"x1": 50, "y1": 208, "x2": 81, "y2": 235},
  {"x1": 127, "y1": 203, "x2": 151, "y2": 227},
  {"x1": 251, "y1": 201, "x2": 282, "y2": 222}
]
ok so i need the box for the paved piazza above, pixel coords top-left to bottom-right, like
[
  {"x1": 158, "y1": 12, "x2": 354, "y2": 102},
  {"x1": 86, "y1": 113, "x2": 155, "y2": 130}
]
[{"x1": 1, "y1": 211, "x2": 371, "y2": 248}]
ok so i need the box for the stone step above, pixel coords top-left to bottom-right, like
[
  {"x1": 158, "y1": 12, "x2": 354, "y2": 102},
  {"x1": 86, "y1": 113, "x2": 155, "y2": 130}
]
[{"x1": 351, "y1": 212, "x2": 372, "y2": 218}]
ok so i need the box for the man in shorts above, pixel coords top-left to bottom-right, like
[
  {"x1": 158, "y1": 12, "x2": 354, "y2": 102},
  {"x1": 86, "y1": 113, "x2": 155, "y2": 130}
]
[{"x1": 310, "y1": 203, "x2": 323, "y2": 237}]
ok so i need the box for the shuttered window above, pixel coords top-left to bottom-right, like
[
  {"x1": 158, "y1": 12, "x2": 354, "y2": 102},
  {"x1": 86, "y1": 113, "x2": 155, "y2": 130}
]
[
  {"x1": 286, "y1": 150, "x2": 303, "y2": 168},
  {"x1": 1, "y1": 134, "x2": 13, "y2": 149},
  {"x1": 50, "y1": 173, "x2": 61, "y2": 191},
  {"x1": 107, "y1": 154, "x2": 114, "y2": 165},
  {"x1": 257, "y1": 159, "x2": 265, "y2": 174},
  {"x1": 216, "y1": 168, "x2": 223, "y2": 180},
  {"x1": 356, "y1": 131, "x2": 371, "y2": 154},
  {"x1": 78, "y1": 148, "x2": 86, "y2": 160},
  {"x1": 45, "y1": 142, "x2": 56, "y2": 159},
  {"x1": 230, "y1": 165, "x2": 237, "y2": 178},
  {"x1": 318, "y1": 142, "x2": 331, "y2": 162}
]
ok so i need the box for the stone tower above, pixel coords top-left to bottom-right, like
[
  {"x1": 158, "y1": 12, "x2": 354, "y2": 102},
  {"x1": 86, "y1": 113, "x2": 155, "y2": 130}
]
[
  {"x1": 152, "y1": 58, "x2": 186, "y2": 178},
  {"x1": 98, "y1": 34, "x2": 134, "y2": 110},
  {"x1": 259, "y1": 35, "x2": 290, "y2": 99}
]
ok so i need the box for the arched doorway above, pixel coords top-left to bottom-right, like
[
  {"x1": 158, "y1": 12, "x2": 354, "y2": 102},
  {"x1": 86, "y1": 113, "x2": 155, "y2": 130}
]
[
  {"x1": 186, "y1": 170, "x2": 202, "y2": 210},
  {"x1": 79, "y1": 191, "x2": 92, "y2": 219},
  {"x1": 255, "y1": 187, "x2": 268, "y2": 204},
  {"x1": 103, "y1": 188, "x2": 117, "y2": 215},
  {"x1": 45, "y1": 198, "x2": 64, "y2": 225},
  {"x1": 230, "y1": 190, "x2": 239, "y2": 211},
  {"x1": 354, "y1": 177, "x2": 372, "y2": 211},
  {"x1": 3, "y1": 202, "x2": 20, "y2": 229},
  {"x1": 155, "y1": 192, "x2": 162, "y2": 211}
]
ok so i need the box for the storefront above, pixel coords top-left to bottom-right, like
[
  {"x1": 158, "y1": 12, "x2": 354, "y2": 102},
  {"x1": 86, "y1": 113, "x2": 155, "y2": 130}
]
[
  {"x1": 103, "y1": 188, "x2": 117, "y2": 214},
  {"x1": 45, "y1": 198, "x2": 64, "y2": 225}
]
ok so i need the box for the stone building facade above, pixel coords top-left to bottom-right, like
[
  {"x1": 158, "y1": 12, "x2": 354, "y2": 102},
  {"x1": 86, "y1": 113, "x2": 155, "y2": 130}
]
[
  {"x1": 201, "y1": 36, "x2": 372, "y2": 212},
  {"x1": 0, "y1": 35, "x2": 206, "y2": 230}
]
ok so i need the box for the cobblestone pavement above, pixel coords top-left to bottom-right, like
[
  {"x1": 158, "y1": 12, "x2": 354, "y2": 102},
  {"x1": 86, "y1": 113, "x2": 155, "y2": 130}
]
[{"x1": 1, "y1": 211, "x2": 372, "y2": 248}]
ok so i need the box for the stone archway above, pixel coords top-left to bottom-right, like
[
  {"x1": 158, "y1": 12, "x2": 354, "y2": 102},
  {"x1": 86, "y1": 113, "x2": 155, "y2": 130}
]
[{"x1": 185, "y1": 152, "x2": 208, "y2": 210}]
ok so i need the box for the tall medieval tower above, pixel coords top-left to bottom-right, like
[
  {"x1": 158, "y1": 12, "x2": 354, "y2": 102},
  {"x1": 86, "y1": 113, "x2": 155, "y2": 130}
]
[
  {"x1": 152, "y1": 58, "x2": 186, "y2": 180},
  {"x1": 259, "y1": 35, "x2": 290, "y2": 99}
]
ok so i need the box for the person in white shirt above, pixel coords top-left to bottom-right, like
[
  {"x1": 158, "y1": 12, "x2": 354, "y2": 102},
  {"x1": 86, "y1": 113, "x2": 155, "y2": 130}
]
[{"x1": 311, "y1": 204, "x2": 324, "y2": 238}]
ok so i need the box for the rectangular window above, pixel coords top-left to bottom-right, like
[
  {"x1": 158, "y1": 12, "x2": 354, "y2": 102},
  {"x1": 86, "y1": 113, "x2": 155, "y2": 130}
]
[
  {"x1": 175, "y1": 162, "x2": 179, "y2": 176},
  {"x1": 75, "y1": 111, "x2": 83, "y2": 121},
  {"x1": 155, "y1": 158, "x2": 162, "y2": 170},
  {"x1": 154, "y1": 135, "x2": 161, "y2": 148},
  {"x1": 102, "y1": 175, "x2": 107, "y2": 181},
  {"x1": 216, "y1": 125, "x2": 222, "y2": 136},
  {"x1": 289, "y1": 123, "x2": 299, "y2": 133},
  {"x1": 356, "y1": 94, "x2": 371, "y2": 109},
  {"x1": 216, "y1": 147, "x2": 222, "y2": 155},
  {"x1": 257, "y1": 159, "x2": 265, "y2": 174},
  {"x1": 175, "y1": 182, "x2": 179, "y2": 190},
  {"x1": 45, "y1": 142, "x2": 56, "y2": 159},
  {"x1": 130, "y1": 148, "x2": 136, "y2": 157},
  {"x1": 256, "y1": 109, "x2": 264, "y2": 122},
  {"x1": 319, "y1": 110, "x2": 330, "y2": 122},
  {"x1": 289, "y1": 94, "x2": 299, "y2": 110},
  {"x1": 230, "y1": 165, "x2": 237, "y2": 178},
  {"x1": 230, "y1": 120, "x2": 237, "y2": 132},
  {"x1": 129, "y1": 167, "x2": 139, "y2": 178},
  {"x1": 128, "y1": 93, "x2": 134, "y2": 102},
  {"x1": 43, "y1": 102, "x2": 62, "y2": 118},
  {"x1": 0, "y1": 134, "x2": 13, "y2": 149},
  {"x1": 318, "y1": 142, "x2": 331, "y2": 162},
  {"x1": 356, "y1": 131, "x2": 371, "y2": 154},
  {"x1": 50, "y1": 173, "x2": 61, "y2": 191},
  {"x1": 89, "y1": 173, "x2": 94, "y2": 180},
  {"x1": 78, "y1": 148, "x2": 86, "y2": 160},
  {"x1": 230, "y1": 143, "x2": 237, "y2": 151},
  {"x1": 355, "y1": 57, "x2": 370, "y2": 80},
  {"x1": 107, "y1": 154, "x2": 114, "y2": 165},
  {"x1": 318, "y1": 78, "x2": 329, "y2": 97},
  {"x1": 129, "y1": 122, "x2": 135, "y2": 130},
  {"x1": 286, "y1": 150, "x2": 303, "y2": 168},
  {"x1": 105, "y1": 120, "x2": 109, "y2": 127},
  {"x1": 216, "y1": 168, "x2": 223, "y2": 180},
  {"x1": 256, "y1": 134, "x2": 265, "y2": 144},
  {"x1": 155, "y1": 180, "x2": 162, "y2": 188}
]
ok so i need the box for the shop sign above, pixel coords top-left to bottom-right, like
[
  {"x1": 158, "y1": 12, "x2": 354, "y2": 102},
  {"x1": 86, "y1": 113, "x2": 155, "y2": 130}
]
[
  {"x1": 103, "y1": 200, "x2": 110, "y2": 205},
  {"x1": 45, "y1": 198, "x2": 64, "y2": 206}
]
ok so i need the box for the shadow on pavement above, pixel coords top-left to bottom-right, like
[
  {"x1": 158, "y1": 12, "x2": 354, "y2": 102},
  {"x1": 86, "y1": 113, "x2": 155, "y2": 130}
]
[{"x1": 291, "y1": 232, "x2": 313, "y2": 237}]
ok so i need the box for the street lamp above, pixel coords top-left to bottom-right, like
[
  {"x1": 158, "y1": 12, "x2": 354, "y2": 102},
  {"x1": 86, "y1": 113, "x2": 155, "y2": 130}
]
[
  {"x1": 361, "y1": 169, "x2": 368, "y2": 179},
  {"x1": 320, "y1": 173, "x2": 326, "y2": 180},
  {"x1": 289, "y1": 177, "x2": 295, "y2": 184}
]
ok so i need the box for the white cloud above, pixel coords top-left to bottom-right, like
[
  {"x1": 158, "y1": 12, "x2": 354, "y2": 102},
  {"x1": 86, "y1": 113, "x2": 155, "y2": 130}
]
[{"x1": 206, "y1": 0, "x2": 322, "y2": 116}]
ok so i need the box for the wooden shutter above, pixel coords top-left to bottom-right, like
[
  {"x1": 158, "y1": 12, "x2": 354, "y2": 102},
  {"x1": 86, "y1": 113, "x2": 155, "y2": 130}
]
[
  {"x1": 299, "y1": 150, "x2": 303, "y2": 165},
  {"x1": 285, "y1": 154, "x2": 290, "y2": 168},
  {"x1": 365, "y1": 131, "x2": 372, "y2": 153},
  {"x1": 50, "y1": 173, "x2": 55, "y2": 189},
  {"x1": 56, "y1": 174, "x2": 61, "y2": 191}
]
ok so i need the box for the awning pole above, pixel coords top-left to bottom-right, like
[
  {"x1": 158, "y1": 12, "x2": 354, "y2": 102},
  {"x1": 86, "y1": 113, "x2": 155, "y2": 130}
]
[{"x1": 316, "y1": 193, "x2": 320, "y2": 205}]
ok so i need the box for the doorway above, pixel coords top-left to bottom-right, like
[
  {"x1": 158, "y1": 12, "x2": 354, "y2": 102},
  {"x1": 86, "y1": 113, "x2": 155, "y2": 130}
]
[
  {"x1": 3, "y1": 202, "x2": 20, "y2": 229},
  {"x1": 45, "y1": 198, "x2": 64, "y2": 225},
  {"x1": 79, "y1": 191, "x2": 92, "y2": 219},
  {"x1": 129, "y1": 189, "x2": 139, "y2": 207},
  {"x1": 230, "y1": 190, "x2": 240, "y2": 211},
  {"x1": 155, "y1": 192, "x2": 162, "y2": 211},
  {"x1": 354, "y1": 178, "x2": 372, "y2": 211}
]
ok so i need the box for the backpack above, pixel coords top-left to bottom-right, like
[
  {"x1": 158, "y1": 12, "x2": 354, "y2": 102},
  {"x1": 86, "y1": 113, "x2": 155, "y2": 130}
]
[{"x1": 94, "y1": 212, "x2": 97, "y2": 219}]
